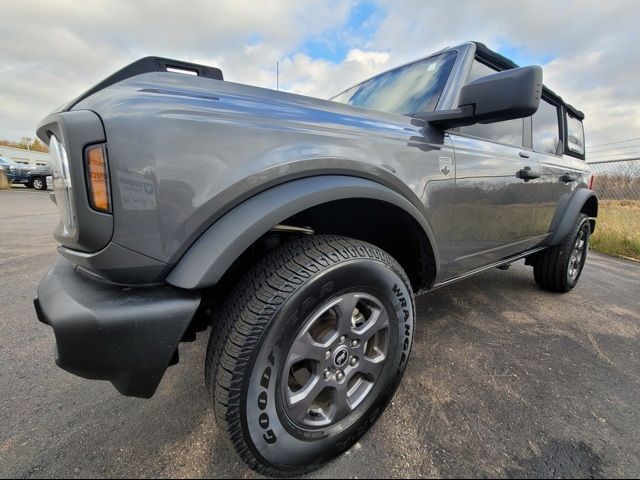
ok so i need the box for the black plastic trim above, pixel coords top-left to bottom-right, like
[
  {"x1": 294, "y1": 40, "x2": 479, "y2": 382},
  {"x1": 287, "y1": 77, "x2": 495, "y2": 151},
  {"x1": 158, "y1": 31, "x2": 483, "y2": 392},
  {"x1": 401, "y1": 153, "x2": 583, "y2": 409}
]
[
  {"x1": 35, "y1": 258, "x2": 201, "y2": 398},
  {"x1": 548, "y1": 188, "x2": 597, "y2": 245},
  {"x1": 64, "y1": 57, "x2": 223, "y2": 112},
  {"x1": 167, "y1": 176, "x2": 440, "y2": 290},
  {"x1": 58, "y1": 241, "x2": 172, "y2": 285}
]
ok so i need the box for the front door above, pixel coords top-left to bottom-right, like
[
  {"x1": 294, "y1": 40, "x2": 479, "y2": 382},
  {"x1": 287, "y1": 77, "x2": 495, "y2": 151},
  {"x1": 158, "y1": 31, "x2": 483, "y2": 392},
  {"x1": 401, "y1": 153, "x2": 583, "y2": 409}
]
[
  {"x1": 447, "y1": 127, "x2": 541, "y2": 279},
  {"x1": 443, "y1": 58, "x2": 542, "y2": 280}
]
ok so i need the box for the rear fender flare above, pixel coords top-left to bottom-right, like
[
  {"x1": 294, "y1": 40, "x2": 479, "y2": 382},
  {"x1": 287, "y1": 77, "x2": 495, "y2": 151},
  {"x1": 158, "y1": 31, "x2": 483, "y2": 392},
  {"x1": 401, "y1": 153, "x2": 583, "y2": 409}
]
[
  {"x1": 166, "y1": 176, "x2": 438, "y2": 289},
  {"x1": 548, "y1": 188, "x2": 597, "y2": 245}
]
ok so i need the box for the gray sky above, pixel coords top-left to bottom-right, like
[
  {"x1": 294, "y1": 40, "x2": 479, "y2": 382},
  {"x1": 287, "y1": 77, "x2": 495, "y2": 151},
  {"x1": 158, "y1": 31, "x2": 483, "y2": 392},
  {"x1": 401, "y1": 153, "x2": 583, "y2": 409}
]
[{"x1": 1, "y1": 0, "x2": 639, "y2": 155}]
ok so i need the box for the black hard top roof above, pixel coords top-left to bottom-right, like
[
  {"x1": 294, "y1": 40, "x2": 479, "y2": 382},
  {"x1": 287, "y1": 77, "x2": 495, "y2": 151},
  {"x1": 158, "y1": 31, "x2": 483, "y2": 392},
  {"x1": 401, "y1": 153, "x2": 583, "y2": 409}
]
[{"x1": 472, "y1": 42, "x2": 585, "y2": 120}]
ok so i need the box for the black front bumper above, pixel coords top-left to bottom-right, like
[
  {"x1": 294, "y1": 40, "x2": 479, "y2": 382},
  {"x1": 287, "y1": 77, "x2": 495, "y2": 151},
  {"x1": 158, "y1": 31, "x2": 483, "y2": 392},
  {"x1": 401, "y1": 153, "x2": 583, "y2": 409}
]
[{"x1": 34, "y1": 258, "x2": 201, "y2": 398}]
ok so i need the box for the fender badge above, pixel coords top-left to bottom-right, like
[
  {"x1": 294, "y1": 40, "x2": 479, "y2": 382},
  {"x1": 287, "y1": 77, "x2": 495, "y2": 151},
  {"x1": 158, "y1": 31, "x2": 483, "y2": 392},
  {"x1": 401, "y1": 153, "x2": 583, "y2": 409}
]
[{"x1": 439, "y1": 156, "x2": 452, "y2": 176}]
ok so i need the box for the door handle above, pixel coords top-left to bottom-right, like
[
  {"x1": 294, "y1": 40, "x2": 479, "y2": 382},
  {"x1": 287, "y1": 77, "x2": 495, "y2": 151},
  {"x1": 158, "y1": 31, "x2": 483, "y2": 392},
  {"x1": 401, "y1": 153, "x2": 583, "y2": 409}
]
[
  {"x1": 560, "y1": 173, "x2": 578, "y2": 183},
  {"x1": 516, "y1": 167, "x2": 540, "y2": 182},
  {"x1": 519, "y1": 151, "x2": 530, "y2": 158}
]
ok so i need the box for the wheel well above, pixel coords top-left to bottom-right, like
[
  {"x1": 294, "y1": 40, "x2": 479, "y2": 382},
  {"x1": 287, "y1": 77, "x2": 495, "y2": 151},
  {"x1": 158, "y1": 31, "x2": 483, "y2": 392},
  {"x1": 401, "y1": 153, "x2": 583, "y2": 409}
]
[
  {"x1": 284, "y1": 199, "x2": 435, "y2": 291},
  {"x1": 212, "y1": 198, "x2": 434, "y2": 295},
  {"x1": 187, "y1": 198, "x2": 436, "y2": 336},
  {"x1": 580, "y1": 195, "x2": 598, "y2": 233}
]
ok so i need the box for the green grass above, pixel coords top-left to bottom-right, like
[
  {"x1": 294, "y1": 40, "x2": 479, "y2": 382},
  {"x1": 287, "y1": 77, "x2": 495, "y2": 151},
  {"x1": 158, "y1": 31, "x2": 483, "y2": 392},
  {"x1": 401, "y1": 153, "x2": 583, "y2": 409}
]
[{"x1": 590, "y1": 200, "x2": 640, "y2": 261}]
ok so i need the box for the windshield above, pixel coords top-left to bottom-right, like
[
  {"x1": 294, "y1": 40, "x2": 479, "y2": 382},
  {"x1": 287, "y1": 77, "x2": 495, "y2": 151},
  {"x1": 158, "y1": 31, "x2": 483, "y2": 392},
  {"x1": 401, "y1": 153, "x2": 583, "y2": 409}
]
[
  {"x1": 0, "y1": 156, "x2": 18, "y2": 166},
  {"x1": 331, "y1": 51, "x2": 457, "y2": 116}
]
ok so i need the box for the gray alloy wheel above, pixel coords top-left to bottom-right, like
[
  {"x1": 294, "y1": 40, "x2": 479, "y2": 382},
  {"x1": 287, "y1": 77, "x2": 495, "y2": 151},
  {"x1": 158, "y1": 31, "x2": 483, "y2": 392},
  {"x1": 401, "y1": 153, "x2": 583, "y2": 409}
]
[
  {"x1": 282, "y1": 292, "x2": 390, "y2": 429},
  {"x1": 568, "y1": 228, "x2": 587, "y2": 281},
  {"x1": 206, "y1": 235, "x2": 415, "y2": 477},
  {"x1": 533, "y1": 213, "x2": 590, "y2": 293},
  {"x1": 32, "y1": 177, "x2": 45, "y2": 190}
]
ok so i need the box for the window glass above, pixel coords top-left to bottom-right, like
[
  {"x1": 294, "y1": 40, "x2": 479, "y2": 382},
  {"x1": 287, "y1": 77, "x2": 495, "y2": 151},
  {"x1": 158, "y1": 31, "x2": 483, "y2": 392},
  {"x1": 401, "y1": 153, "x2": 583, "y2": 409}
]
[
  {"x1": 331, "y1": 51, "x2": 457, "y2": 115},
  {"x1": 532, "y1": 100, "x2": 560, "y2": 155},
  {"x1": 459, "y1": 60, "x2": 523, "y2": 147},
  {"x1": 566, "y1": 114, "x2": 585, "y2": 155}
]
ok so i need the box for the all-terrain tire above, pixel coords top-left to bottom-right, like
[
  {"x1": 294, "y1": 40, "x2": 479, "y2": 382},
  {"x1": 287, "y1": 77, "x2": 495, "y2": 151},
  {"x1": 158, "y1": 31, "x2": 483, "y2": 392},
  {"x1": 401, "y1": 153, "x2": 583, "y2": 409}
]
[
  {"x1": 533, "y1": 213, "x2": 590, "y2": 293},
  {"x1": 205, "y1": 235, "x2": 415, "y2": 477}
]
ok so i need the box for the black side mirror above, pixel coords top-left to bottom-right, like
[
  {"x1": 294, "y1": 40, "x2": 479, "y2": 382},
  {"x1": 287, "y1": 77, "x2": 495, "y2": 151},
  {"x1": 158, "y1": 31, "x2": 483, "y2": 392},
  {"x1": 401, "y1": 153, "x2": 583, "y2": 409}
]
[{"x1": 417, "y1": 65, "x2": 543, "y2": 129}]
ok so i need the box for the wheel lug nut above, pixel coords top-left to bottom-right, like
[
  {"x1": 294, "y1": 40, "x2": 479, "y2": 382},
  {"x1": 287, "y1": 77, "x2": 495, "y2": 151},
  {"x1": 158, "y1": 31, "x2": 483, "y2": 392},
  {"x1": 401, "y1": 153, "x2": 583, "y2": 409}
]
[
  {"x1": 351, "y1": 339, "x2": 359, "y2": 348},
  {"x1": 349, "y1": 356, "x2": 358, "y2": 366},
  {"x1": 323, "y1": 369, "x2": 331, "y2": 380},
  {"x1": 325, "y1": 350, "x2": 331, "y2": 359},
  {"x1": 339, "y1": 336, "x2": 346, "y2": 343},
  {"x1": 336, "y1": 370, "x2": 344, "y2": 381}
]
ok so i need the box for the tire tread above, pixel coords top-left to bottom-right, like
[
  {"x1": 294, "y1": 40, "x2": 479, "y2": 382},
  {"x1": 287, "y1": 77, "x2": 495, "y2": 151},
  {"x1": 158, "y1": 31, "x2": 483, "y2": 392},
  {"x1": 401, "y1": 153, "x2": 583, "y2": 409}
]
[
  {"x1": 205, "y1": 234, "x2": 413, "y2": 477},
  {"x1": 533, "y1": 213, "x2": 590, "y2": 293}
]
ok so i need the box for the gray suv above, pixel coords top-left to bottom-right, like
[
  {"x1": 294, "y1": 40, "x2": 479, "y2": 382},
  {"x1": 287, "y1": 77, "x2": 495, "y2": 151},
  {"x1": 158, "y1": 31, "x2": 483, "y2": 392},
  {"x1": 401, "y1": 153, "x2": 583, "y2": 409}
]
[{"x1": 34, "y1": 42, "x2": 596, "y2": 476}]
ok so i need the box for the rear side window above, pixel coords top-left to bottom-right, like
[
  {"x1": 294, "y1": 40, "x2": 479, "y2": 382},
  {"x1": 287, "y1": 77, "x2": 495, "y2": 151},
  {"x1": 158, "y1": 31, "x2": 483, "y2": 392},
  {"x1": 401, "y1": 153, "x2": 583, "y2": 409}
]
[
  {"x1": 532, "y1": 99, "x2": 561, "y2": 155},
  {"x1": 566, "y1": 114, "x2": 585, "y2": 156},
  {"x1": 458, "y1": 60, "x2": 524, "y2": 148},
  {"x1": 331, "y1": 51, "x2": 457, "y2": 115}
]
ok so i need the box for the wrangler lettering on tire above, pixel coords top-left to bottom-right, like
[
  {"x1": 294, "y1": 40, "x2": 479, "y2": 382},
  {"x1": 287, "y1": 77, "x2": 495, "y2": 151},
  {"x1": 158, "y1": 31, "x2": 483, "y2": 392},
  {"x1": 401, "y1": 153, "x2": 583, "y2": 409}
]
[{"x1": 205, "y1": 235, "x2": 415, "y2": 477}]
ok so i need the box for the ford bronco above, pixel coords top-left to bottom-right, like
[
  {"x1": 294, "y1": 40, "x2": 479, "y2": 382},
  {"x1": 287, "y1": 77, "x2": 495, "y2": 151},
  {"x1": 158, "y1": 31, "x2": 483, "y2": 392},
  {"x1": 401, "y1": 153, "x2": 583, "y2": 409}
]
[{"x1": 34, "y1": 42, "x2": 596, "y2": 476}]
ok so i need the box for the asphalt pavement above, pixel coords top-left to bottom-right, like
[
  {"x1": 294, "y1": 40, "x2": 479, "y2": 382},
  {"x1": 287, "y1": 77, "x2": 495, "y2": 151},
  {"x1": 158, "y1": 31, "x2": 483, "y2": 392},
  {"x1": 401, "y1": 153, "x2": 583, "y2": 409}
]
[{"x1": 1, "y1": 187, "x2": 639, "y2": 478}]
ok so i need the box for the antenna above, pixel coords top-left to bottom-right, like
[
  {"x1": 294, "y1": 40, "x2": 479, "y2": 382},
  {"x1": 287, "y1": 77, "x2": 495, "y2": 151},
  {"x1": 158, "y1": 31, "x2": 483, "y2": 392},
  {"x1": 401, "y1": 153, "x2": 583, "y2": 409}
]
[{"x1": 276, "y1": 61, "x2": 279, "y2": 91}]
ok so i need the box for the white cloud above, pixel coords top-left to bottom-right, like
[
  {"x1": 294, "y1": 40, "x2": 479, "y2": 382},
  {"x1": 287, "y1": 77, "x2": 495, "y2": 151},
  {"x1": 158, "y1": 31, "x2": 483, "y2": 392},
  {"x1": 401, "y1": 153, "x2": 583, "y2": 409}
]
[
  {"x1": 0, "y1": 0, "x2": 639, "y2": 150},
  {"x1": 369, "y1": 0, "x2": 640, "y2": 148},
  {"x1": 278, "y1": 49, "x2": 391, "y2": 98},
  {"x1": 0, "y1": 0, "x2": 355, "y2": 139}
]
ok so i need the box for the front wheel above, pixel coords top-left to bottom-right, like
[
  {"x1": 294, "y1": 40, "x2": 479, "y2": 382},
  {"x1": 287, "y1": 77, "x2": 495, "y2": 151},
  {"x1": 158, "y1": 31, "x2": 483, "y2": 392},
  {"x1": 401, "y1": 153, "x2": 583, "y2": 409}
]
[
  {"x1": 206, "y1": 235, "x2": 415, "y2": 477},
  {"x1": 533, "y1": 213, "x2": 590, "y2": 293},
  {"x1": 31, "y1": 176, "x2": 46, "y2": 190}
]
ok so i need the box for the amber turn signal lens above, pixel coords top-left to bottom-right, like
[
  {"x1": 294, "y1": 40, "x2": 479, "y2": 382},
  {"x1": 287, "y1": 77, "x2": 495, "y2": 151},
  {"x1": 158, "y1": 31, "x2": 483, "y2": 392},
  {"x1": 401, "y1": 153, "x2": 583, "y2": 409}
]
[{"x1": 85, "y1": 144, "x2": 111, "y2": 213}]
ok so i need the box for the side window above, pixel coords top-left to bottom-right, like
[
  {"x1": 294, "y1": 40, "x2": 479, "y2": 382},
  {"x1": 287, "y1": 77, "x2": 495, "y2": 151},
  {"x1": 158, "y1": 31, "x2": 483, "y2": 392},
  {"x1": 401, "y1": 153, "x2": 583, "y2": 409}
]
[
  {"x1": 532, "y1": 99, "x2": 561, "y2": 155},
  {"x1": 459, "y1": 60, "x2": 524, "y2": 147},
  {"x1": 331, "y1": 51, "x2": 457, "y2": 115},
  {"x1": 566, "y1": 114, "x2": 585, "y2": 156}
]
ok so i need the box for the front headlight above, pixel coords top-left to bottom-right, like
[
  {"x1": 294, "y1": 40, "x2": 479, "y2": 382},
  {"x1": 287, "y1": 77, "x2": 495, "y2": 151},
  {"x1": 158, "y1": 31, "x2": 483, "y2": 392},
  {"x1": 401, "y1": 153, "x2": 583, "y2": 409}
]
[{"x1": 49, "y1": 134, "x2": 76, "y2": 236}]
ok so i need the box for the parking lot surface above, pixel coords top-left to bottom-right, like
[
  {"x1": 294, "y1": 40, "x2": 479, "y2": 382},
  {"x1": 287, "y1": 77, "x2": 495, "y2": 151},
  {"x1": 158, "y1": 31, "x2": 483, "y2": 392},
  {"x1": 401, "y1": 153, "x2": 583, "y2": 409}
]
[{"x1": 1, "y1": 188, "x2": 639, "y2": 478}]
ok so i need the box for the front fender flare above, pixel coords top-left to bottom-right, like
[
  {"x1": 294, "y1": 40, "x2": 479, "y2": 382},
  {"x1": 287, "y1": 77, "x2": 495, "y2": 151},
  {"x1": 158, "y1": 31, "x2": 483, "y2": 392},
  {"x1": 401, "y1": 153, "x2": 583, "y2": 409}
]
[{"x1": 166, "y1": 176, "x2": 438, "y2": 289}]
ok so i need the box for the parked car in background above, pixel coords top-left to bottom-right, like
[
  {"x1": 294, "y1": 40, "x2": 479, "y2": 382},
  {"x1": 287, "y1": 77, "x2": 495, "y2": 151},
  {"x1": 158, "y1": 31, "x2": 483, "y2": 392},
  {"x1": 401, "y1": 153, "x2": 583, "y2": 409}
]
[
  {"x1": 0, "y1": 155, "x2": 35, "y2": 185},
  {"x1": 0, "y1": 155, "x2": 50, "y2": 190},
  {"x1": 26, "y1": 165, "x2": 52, "y2": 190}
]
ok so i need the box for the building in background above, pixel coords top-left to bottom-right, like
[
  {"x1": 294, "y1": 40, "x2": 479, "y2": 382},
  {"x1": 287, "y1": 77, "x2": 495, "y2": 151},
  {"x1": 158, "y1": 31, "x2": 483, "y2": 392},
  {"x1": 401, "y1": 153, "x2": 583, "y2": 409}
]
[{"x1": 0, "y1": 145, "x2": 51, "y2": 168}]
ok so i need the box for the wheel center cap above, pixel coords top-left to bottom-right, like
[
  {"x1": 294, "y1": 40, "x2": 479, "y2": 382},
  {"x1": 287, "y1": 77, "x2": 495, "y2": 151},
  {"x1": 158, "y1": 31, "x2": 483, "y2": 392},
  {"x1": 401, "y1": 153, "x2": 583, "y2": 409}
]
[{"x1": 333, "y1": 347, "x2": 348, "y2": 368}]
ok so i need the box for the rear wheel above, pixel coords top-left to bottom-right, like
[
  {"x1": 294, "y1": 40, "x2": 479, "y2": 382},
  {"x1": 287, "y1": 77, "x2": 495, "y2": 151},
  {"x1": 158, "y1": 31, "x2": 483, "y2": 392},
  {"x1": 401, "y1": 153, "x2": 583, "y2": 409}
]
[
  {"x1": 533, "y1": 213, "x2": 590, "y2": 293},
  {"x1": 206, "y1": 235, "x2": 415, "y2": 477}
]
